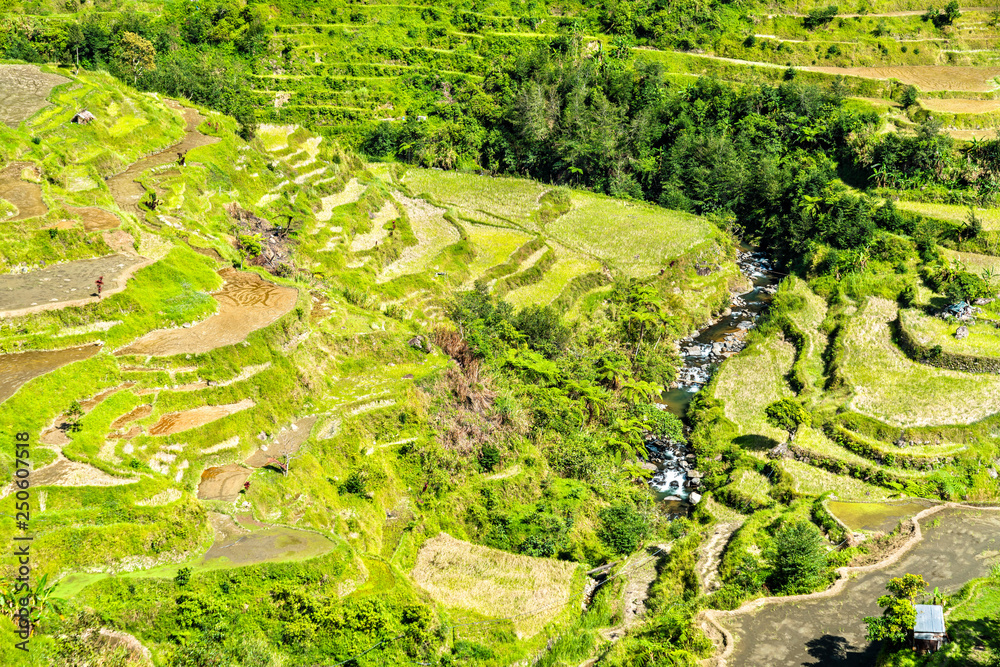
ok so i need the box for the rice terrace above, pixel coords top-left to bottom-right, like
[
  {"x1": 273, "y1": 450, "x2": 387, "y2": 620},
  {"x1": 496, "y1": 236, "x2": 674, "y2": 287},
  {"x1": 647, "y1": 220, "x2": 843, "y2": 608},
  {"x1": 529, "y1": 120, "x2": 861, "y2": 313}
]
[{"x1": 4, "y1": 0, "x2": 1000, "y2": 666}]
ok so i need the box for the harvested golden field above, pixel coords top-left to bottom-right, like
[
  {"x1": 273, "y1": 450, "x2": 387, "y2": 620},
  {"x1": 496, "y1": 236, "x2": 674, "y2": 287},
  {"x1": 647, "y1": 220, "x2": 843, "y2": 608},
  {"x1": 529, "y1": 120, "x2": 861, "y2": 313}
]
[
  {"x1": 920, "y1": 98, "x2": 1000, "y2": 114},
  {"x1": 713, "y1": 336, "x2": 796, "y2": 445},
  {"x1": 411, "y1": 533, "x2": 579, "y2": 638},
  {"x1": 808, "y1": 66, "x2": 1000, "y2": 92}
]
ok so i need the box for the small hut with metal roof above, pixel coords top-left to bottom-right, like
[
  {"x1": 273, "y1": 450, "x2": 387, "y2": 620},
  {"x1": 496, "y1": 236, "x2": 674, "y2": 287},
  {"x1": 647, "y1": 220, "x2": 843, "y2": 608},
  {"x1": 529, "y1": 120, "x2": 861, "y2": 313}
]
[{"x1": 913, "y1": 604, "x2": 946, "y2": 654}]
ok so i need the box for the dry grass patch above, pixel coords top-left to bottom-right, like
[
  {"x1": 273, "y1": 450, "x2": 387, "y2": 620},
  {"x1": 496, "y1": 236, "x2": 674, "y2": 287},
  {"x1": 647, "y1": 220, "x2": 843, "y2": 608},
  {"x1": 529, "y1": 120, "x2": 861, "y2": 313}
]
[
  {"x1": 842, "y1": 297, "x2": 1000, "y2": 426},
  {"x1": 920, "y1": 98, "x2": 1000, "y2": 114},
  {"x1": 785, "y1": 277, "x2": 829, "y2": 389},
  {"x1": 411, "y1": 533, "x2": 579, "y2": 638},
  {"x1": 897, "y1": 201, "x2": 1000, "y2": 230}
]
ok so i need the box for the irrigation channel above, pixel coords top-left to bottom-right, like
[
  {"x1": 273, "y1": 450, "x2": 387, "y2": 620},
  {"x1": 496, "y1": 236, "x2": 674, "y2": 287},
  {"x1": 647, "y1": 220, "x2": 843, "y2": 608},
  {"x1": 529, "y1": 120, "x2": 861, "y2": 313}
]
[{"x1": 647, "y1": 250, "x2": 780, "y2": 514}]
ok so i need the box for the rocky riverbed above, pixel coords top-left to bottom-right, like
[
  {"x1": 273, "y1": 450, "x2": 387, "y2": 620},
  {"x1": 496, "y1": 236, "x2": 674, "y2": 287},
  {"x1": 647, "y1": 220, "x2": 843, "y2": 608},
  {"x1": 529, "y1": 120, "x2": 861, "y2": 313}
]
[{"x1": 649, "y1": 250, "x2": 780, "y2": 512}]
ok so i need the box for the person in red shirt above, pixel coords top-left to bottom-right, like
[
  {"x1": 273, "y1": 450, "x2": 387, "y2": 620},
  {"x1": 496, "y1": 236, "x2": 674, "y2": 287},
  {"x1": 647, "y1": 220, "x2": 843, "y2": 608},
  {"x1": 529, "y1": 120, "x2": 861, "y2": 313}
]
[{"x1": 95, "y1": 275, "x2": 104, "y2": 297}]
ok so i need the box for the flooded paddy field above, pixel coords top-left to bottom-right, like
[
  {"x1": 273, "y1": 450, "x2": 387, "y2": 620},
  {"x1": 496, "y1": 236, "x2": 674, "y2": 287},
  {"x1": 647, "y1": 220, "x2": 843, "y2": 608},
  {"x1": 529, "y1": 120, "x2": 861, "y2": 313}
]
[{"x1": 717, "y1": 507, "x2": 1000, "y2": 667}]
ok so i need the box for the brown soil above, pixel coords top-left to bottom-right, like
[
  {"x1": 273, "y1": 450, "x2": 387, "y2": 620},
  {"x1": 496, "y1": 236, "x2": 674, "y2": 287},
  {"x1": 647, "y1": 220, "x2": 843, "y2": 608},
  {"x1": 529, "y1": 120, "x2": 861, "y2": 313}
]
[
  {"x1": 39, "y1": 428, "x2": 71, "y2": 446},
  {"x1": 102, "y1": 230, "x2": 136, "y2": 255},
  {"x1": 199, "y1": 524, "x2": 336, "y2": 567},
  {"x1": 67, "y1": 206, "x2": 121, "y2": 231},
  {"x1": 0, "y1": 253, "x2": 151, "y2": 317},
  {"x1": 30, "y1": 455, "x2": 138, "y2": 487},
  {"x1": 106, "y1": 101, "x2": 220, "y2": 215},
  {"x1": 116, "y1": 269, "x2": 298, "y2": 357},
  {"x1": 0, "y1": 64, "x2": 69, "y2": 127},
  {"x1": 245, "y1": 415, "x2": 318, "y2": 468},
  {"x1": 808, "y1": 65, "x2": 1000, "y2": 92},
  {"x1": 147, "y1": 399, "x2": 254, "y2": 436},
  {"x1": 197, "y1": 464, "x2": 252, "y2": 501},
  {"x1": 79, "y1": 382, "x2": 135, "y2": 412},
  {"x1": 110, "y1": 404, "x2": 153, "y2": 430},
  {"x1": 0, "y1": 343, "x2": 101, "y2": 404},
  {"x1": 310, "y1": 292, "x2": 332, "y2": 322},
  {"x1": 0, "y1": 162, "x2": 46, "y2": 220}
]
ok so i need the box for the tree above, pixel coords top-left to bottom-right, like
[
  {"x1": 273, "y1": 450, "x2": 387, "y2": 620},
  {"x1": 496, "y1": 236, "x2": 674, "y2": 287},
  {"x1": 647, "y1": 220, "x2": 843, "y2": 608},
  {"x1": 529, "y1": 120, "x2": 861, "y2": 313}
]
[
  {"x1": 598, "y1": 502, "x2": 648, "y2": 555},
  {"x1": 900, "y1": 85, "x2": 919, "y2": 108},
  {"x1": 764, "y1": 398, "x2": 811, "y2": 443},
  {"x1": 115, "y1": 31, "x2": 156, "y2": 86},
  {"x1": 865, "y1": 574, "x2": 927, "y2": 644},
  {"x1": 769, "y1": 520, "x2": 829, "y2": 594}
]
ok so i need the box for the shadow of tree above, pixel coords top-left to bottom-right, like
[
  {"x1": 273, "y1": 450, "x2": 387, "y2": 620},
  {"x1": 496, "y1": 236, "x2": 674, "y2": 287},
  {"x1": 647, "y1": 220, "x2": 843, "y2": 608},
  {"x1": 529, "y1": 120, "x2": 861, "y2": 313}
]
[
  {"x1": 733, "y1": 434, "x2": 780, "y2": 452},
  {"x1": 802, "y1": 634, "x2": 880, "y2": 666}
]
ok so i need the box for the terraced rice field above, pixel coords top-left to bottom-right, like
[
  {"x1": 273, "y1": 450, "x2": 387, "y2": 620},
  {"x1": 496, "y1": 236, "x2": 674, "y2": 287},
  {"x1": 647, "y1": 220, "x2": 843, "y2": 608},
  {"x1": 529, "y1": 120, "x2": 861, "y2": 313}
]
[
  {"x1": 0, "y1": 64, "x2": 68, "y2": 127},
  {"x1": 411, "y1": 532, "x2": 579, "y2": 638},
  {"x1": 713, "y1": 336, "x2": 797, "y2": 445},
  {"x1": 547, "y1": 192, "x2": 716, "y2": 277},
  {"x1": 808, "y1": 65, "x2": 1000, "y2": 92},
  {"x1": 505, "y1": 244, "x2": 602, "y2": 308},
  {"x1": 779, "y1": 459, "x2": 892, "y2": 500},
  {"x1": 901, "y1": 307, "x2": 1000, "y2": 357},
  {"x1": 0, "y1": 253, "x2": 150, "y2": 316},
  {"x1": 376, "y1": 194, "x2": 460, "y2": 283},
  {"x1": 116, "y1": 269, "x2": 298, "y2": 356},
  {"x1": 402, "y1": 169, "x2": 547, "y2": 226},
  {"x1": 147, "y1": 399, "x2": 255, "y2": 436},
  {"x1": 0, "y1": 162, "x2": 46, "y2": 221},
  {"x1": 842, "y1": 297, "x2": 1000, "y2": 426},
  {"x1": 0, "y1": 343, "x2": 102, "y2": 404},
  {"x1": 462, "y1": 222, "x2": 534, "y2": 283}
]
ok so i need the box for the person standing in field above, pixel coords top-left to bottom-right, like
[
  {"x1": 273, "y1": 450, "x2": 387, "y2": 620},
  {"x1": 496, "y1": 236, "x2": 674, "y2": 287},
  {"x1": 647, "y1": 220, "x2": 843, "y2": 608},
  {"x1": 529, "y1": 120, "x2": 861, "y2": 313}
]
[{"x1": 95, "y1": 275, "x2": 104, "y2": 297}]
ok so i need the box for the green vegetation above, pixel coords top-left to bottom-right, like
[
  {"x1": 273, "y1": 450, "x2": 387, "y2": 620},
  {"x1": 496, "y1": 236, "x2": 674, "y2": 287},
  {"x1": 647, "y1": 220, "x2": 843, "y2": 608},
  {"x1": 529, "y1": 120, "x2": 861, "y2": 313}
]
[{"x1": 2, "y1": 0, "x2": 1000, "y2": 665}]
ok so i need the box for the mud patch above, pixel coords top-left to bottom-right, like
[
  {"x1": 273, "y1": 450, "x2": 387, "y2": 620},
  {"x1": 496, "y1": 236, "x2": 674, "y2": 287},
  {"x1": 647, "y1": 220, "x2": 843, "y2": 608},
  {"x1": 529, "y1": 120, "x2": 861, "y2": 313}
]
[
  {"x1": 828, "y1": 500, "x2": 934, "y2": 533},
  {"x1": 0, "y1": 343, "x2": 102, "y2": 404},
  {"x1": 0, "y1": 64, "x2": 69, "y2": 127},
  {"x1": 30, "y1": 456, "x2": 138, "y2": 487},
  {"x1": 199, "y1": 524, "x2": 335, "y2": 567},
  {"x1": 0, "y1": 162, "x2": 45, "y2": 220},
  {"x1": 111, "y1": 404, "x2": 153, "y2": 430},
  {"x1": 148, "y1": 399, "x2": 254, "y2": 436},
  {"x1": 116, "y1": 269, "x2": 297, "y2": 357},
  {"x1": 0, "y1": 253, "x2": 150, "y2": 317},
  {"x1": 197, "y1": 464, "x2": 252, "y2": 501},
  {"x1": 67, "y1": 206, "x2": 121, "y2": 231},
  {"x1": 245, "y1": 415, "x2": 318, "y2": 468}
]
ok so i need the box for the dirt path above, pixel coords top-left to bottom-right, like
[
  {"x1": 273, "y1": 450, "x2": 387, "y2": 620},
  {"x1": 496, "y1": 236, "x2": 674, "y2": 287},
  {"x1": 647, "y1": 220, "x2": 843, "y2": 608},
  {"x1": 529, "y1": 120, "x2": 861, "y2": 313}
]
[
  {"x1": 700, "y1": 503, "x2": 1000, "y2": 667},
  {"x1": 106, "y1": 100, "x2": 219, "y2": 216},
  {"x1": 697, "y1": 522, "x2": 742, "y2": 595},
  {"x1": 116, "y1": 268, "x2": 297, "y2": 357},
  {"x1": 245, "y1": 415, "x2": 318, "y2": 468},
  {"x1": 0, "y1": 253, "x2": 150, "y2": 317},
  {"x1": 0, "y1": 162, "x2": 45, "y2": 220},
  {"x1": 0, "y1": 64, "x2": 69, "y2": 127},
  {"x1": 0, "y1": 343, "x2": 102, "y2": 404}
]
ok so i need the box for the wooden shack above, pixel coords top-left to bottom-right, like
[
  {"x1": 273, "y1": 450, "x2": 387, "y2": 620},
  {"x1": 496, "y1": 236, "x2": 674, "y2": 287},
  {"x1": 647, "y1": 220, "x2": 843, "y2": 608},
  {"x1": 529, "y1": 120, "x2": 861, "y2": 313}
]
[
  {"x1": 71, "y1": 110, "x2": 96, "y2": 125},
  {"x1": 913, "y1": 604, "x2": 946, "y2": 654}
]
